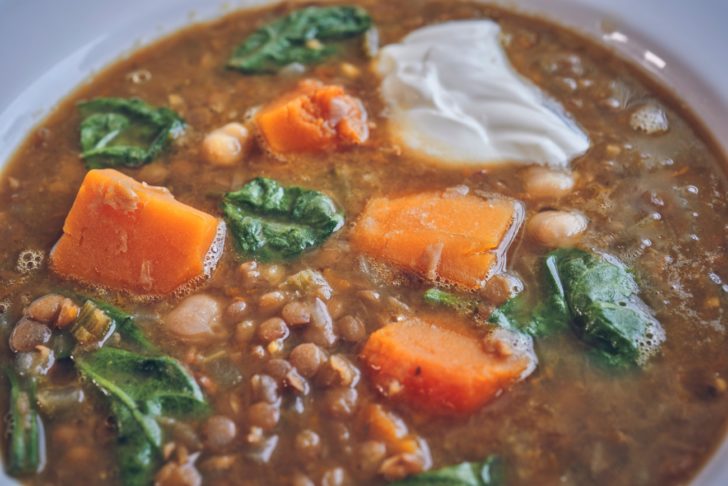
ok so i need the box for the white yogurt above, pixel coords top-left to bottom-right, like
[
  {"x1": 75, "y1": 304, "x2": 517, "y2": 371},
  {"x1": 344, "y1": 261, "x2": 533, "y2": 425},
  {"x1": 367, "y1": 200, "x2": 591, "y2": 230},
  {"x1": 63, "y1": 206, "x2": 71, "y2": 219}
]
[{"x1": 376, "y1": 20, "x2": 590, "y2": 168}]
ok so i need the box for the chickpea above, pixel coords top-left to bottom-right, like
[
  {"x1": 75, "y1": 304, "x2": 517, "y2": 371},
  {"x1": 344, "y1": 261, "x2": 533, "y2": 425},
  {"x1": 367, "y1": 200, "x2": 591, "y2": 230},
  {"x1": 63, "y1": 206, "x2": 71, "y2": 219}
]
[
  {"x1": 201, "y1": 122, "x2": 250, "y2": 167},
  {"x1": 528, "y1": 210, "x2": 587, "y2": 247},
  {"x1": 522, "y1": 166, "x2": 574, "y2": 199}
]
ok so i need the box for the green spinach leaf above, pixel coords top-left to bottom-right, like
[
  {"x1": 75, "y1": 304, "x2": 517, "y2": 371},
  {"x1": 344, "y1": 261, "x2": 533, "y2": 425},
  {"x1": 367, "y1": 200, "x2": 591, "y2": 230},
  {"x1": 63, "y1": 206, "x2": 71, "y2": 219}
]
[
  {"x1": 227, "y1": 5, "x2": 372, "y2": 74},
  {"x1": 4, "y1": 368, "x2": 44, "y2": 477},
  {"x1": 222, "y1": 177, "x2": 344, "y2": 261},
  {"x1": 78, "y1": 97, "x2": 185, "y2": 169},
  {"x1": 391, "y1": 456, "x2": 504, "y2": 486},
  {"x1": 490, "y1": 254, "x2": 572, "y2": 337},
  {"x1": 112, "y1": 401, "x2": 158, "y2": 486},
  {"x1": 423, "y1": 288, "x2": 485, "y2": 318},
  {"x1": 549, "y1": 248, "x2": 664, "y2": 366},
  {"x1": 75, "y1": 347, "x2": 207, "y2": 485},
  {"x1": 491, "y1": 248, "x2": 664, "y2": 366}
]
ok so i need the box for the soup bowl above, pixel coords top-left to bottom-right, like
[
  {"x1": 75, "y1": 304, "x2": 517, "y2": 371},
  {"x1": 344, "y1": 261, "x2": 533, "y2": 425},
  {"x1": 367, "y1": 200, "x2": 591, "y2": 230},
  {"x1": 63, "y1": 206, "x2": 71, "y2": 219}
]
[{"x1": 0, "y1": 0, "x2": 726, "y2": 484}]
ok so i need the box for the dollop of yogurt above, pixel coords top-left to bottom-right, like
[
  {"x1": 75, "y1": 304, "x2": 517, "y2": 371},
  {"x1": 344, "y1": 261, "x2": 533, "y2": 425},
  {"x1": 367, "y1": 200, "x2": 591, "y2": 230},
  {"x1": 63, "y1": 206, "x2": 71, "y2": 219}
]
[{"x1": 376, "y1": 20, "x2": 589, "y2": 168}]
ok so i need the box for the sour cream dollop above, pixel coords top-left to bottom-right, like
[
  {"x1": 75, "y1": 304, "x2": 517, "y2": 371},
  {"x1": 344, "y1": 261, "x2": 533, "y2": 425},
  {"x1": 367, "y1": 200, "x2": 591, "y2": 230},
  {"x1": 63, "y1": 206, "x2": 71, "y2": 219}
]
[{"x1": 376, "y1": 20, "x2": 589, "y2": 168}]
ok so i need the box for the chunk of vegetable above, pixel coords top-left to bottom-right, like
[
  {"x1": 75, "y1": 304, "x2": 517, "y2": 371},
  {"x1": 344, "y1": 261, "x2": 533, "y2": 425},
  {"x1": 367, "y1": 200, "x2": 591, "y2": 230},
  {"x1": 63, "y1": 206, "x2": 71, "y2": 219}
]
[
  {"x1": 71, "y1": 301, "x2": 115, "y2": 347},
  {"x1": 227, "y1": 6, "x2": 371, "y2": 74},
  {"x1": 423, "y1": 288, "x2": 478, "y2": 314},
  {"x1": 488, "y1": 254, "x2": 571, "y2": 338},
  {"x1": 351, "y1": 190, "x2": 522, "y2": 290},
  {"x1": 255, "y1": 79, "x2": 369, "y2": 156},
  {"x1": 89, "y1": 298, "x2": 156, "y2": 352},
  {"x1": 111, "y1": 401, "x2": 158, "y2": 486},
  {"x1": 547, "y1": 248, "x2": 665, "y2": 366},
  {"x1": 360, "y1": 317, "x2": 536, "y2": 414},
  {"x1": 78, "y1": 97, "x2": 184, "y2": 169},
  {"x1": 490, "y1": 248, "x2": 665, "y2": 366},
  {"x1": 391, "y1": 455, "x2": 504, "y2": 486},
  {"x1": 222, "y1": 177, "x2": 344, "y2": 261},
  {"x1": 50, "y1": 169, "x2": 225, "y2": 296},
  {"x1": 365, "y1": 404, "x2": 421, "y2": 455},
  {"x1": 75, "y1": 346, "x2": 208, "y2": 486},
  {"x1": 4, "y1": 368, "x2": 45, "y2": 477}
]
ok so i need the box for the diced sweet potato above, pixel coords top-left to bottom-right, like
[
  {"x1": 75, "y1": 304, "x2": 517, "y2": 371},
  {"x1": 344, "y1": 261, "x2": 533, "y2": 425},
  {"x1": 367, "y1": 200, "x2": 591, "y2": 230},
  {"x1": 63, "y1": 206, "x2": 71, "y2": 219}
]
[
  {"x1": 361, "y1": 316, "x2": 536, "y2": 414},
  {"x1": 365, "y1": 404, "x2": 419, "y2": 454},
  {"x1": 255, "y1": 79, "x2": 369, "y2": 155},
  {"x1": 350, "y1": 189, "x2": 522, "y2": 289},
  {"x1": 50, "y1": 169, "x2": 225, "y2": 296}
]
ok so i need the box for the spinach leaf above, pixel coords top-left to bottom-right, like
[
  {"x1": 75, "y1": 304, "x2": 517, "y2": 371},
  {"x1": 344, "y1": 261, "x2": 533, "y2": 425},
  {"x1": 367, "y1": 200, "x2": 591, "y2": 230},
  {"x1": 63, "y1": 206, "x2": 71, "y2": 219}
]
[
  {"x1": 4, "y1": 368, "x2": 44, "y2": 477},
  {"x1": 112, "y1": 401, "x2": 158, "y2": 486},
  {"x1": 549, "y1": 248, "x2": 664, "y2": 366},
  {"x1": 75, "y1": 347, "x2": 207, "y2": 485},
  {"x1": 488, "y1": 295, "x2": 531, "y2": 333},
  {"x1": 78, "y1": 97, "x2": 185, "y2": 169},
  {"x1": 423, "y1": 288, "x2": 484, "y2": 317},
  {"x1": 491, "y1": 248, "x2": 664, "y2": 366},
  {"x1": 391, "y1": 456, "x2": 504, "y2": 486},
  {"x1": 227, "y1": 5, "x2": 372, "y2": 74},
  {"x1": 491, "y1": 254, "x2": 572, "y2": 337},
  {"x1": 75, "y1": 347, "x2": 208, "y2": 432},
  {"x1": 222, "y1": 177, "x2": 344, "y2": 261}
]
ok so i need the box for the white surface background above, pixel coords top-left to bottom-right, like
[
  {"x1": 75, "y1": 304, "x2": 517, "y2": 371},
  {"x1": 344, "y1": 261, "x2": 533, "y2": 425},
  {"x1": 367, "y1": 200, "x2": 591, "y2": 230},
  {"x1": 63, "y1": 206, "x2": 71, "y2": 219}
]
[{"x1": 0, "y1": 0, "x2": 727, "y2": 484}]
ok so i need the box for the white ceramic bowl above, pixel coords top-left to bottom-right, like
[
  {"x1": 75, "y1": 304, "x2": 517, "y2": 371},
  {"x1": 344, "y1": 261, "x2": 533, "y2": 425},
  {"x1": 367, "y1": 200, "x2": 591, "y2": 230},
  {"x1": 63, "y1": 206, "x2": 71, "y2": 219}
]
[{"x1": 0, "y1": 1, "x2": 727, "y2": 484}]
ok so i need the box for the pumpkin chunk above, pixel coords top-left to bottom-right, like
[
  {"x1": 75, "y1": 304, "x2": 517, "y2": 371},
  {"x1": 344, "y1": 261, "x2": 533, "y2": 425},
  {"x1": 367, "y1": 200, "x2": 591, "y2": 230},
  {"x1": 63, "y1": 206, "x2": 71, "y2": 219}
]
[
  {"x1": 350, "y1": 189, "x2": 522, "y2": 289},
  {"x1": 50, "y1": 169, "x2": 224, "y2": 296},
  {"x1": 255, "y1": 79, "x2": 369, "y2": 155},
  {"x1": 361, "y1": 316, "x2": 536, "y2": 414}
]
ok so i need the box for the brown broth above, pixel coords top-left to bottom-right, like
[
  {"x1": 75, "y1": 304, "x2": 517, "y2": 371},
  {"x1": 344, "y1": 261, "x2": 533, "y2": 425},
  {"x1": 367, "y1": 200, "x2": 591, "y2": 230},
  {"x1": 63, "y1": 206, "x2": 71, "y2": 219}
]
[{"x1": 1, "y1": 1, "x2": 728, "y2": 485}]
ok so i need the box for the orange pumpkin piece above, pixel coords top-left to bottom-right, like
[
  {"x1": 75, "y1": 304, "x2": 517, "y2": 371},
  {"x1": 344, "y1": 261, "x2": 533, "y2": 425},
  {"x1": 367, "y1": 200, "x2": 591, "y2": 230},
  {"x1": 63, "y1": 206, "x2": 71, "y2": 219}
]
[
  {"x1": 361, "y1": 316, "x2": 537, "y2": 414},
  {"x1": 50, "y1": 169, "x2": 225, "y2": 296},
  {"x1": 365, "y1": 404, "x2": 420, "y2": 454},
  {"x1": 255, "y1": 79, "x2": 369, "y2": 155},
  {"x1": 350, "y1": 189, "x2": 522, "y2": 289}
]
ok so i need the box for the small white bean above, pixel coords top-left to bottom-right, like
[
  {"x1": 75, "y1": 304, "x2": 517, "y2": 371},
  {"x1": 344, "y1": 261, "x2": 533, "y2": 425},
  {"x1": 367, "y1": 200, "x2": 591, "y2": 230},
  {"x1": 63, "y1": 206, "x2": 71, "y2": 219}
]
[
  {"x1": 528, "y1": 210, "x2": 587, "y2": 247},
  {"x1": 522, "y1": 167, "x2": 574, "y2": 199},
  {"x1": 201, "y1": 123, "x2": 250, "y2": 167},
  {"x1": 219, "y1": 122, "x2": 249, "y2": 141},
  {"x1": 164, "y1": 294, "x2": 222, "y2": 342}
]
